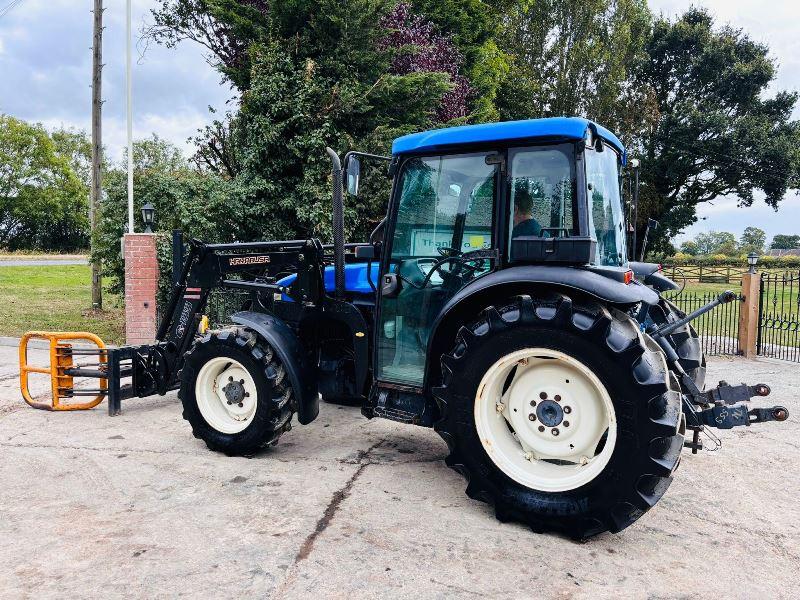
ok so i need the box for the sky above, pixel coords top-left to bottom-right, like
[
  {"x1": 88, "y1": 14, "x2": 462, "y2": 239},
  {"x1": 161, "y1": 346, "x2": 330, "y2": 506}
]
[
  {"x1": 0, "y1": 0, "x2": 798, "y2": 246},
  {"x1": 0, "y1": 0, "x2": 232, "y2": 161}
]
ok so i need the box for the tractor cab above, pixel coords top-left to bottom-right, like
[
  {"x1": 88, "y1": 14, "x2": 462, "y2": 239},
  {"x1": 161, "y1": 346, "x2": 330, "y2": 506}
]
[{"x1": 363, "y1": 117, "x2": 631, "y2": 388}]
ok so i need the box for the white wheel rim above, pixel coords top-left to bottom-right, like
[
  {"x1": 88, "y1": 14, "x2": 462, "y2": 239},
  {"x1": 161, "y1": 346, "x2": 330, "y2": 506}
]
[
  {"x1": 474, "y1": 348, "x2": 617, "y2": 492},
  {"x1": 195, "y1": 357, "x2": 258, "y2": 434}
]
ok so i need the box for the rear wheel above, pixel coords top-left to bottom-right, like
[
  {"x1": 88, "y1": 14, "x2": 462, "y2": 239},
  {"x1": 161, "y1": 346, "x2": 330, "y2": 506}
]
[
  {"x1": 179, "y1": 328, "x2": 295, "y2": 455},
  {"x1": 433, "y1": 293, "x2": 683, "y2": 539},
  {"x1": 651, "y1": 298, "x2": 706, "y2": 390}
]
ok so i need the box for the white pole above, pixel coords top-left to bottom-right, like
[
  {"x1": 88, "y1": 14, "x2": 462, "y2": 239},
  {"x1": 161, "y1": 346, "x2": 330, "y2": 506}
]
[{"x1": 126, "y1": 0, "x2": 134, "y2": 233}]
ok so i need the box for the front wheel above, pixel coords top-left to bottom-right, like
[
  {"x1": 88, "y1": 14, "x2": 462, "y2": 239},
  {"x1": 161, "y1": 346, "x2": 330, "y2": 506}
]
[
  {"x1": 433, "y1": 294, "x2": 683, "y2": 539},
  {"x1": 179, "y1": 328, "x2": 295, "y2": 455}
]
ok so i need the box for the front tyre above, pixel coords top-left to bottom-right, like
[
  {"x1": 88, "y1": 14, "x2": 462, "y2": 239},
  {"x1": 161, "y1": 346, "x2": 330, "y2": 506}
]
[
  {"x1": 179, "y1": 328, "x2": 294, "y2": 456},
  {"x1": 433, "y1": 294, "x2": 683, "y2": 539}
]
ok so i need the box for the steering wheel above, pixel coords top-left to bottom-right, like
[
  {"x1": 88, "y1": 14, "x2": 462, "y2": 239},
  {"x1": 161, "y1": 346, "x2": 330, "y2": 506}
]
[{"x1": 437, "y1": 246, "x2": 461, "y2": 258}]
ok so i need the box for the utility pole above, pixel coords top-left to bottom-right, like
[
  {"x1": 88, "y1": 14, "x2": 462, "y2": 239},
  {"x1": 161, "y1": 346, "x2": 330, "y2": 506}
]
[{"x1": 90, "y1": 0, "x2": 104, "y2": 310}]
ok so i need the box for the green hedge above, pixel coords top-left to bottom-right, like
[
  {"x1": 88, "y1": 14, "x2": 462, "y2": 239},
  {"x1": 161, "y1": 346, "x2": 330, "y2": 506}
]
[{"x1": 661, "y1": 254, "x2": 800, "y2": 269}]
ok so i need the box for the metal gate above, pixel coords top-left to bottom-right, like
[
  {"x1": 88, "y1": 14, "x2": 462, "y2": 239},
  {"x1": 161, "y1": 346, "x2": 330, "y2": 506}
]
[
  {"x1": 757, "y1": 271, "x2": 800, "y2": 362},
  {"x1": 667, "y1": 291, "x2": 740, "y2": 356}
]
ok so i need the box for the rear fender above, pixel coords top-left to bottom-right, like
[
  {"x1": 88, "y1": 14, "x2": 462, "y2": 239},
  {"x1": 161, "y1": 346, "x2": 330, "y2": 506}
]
[
  {"x1": 629, "y1": 261, "x2": 679, "y2": 292},
  {"x1": 423, "y1": 266, "x2": 659, "y2": 390},
  {"x1": 230, "y1": 311, "x2": 319, "y2": 424}
]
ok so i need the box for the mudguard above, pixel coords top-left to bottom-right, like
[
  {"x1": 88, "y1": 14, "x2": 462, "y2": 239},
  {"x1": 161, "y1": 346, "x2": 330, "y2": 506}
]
[
  {"x1": 423, "y1": 265, "x2": 659, "y2": 390},
  {"x1": 447, "y1": 265, "x2": 660, "y2": 307},
  {"x1": 643, "y1": 271, "x2": 680, "y2": 292},
  {"x1": 230, "y1": 311, "x2": 319, "y2": 424},
  {"x1": 629, "y1": 261, "x2": 679, "y2": 292}
]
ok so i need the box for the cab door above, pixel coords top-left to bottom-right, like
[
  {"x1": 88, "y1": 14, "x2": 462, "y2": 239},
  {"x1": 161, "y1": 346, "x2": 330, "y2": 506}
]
[{"x1": 376, "y1": 152, "x2": 498, "y2": 387}]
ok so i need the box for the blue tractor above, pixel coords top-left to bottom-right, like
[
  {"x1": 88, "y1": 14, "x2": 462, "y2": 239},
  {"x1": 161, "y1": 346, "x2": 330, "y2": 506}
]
[{"x1": 25, "y1": 117, "x2": 787, "y2": 538}]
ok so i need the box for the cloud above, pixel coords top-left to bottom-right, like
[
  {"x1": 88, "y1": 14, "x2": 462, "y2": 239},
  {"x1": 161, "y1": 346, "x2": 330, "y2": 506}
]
[
  {"x1": 650, "y1": 0, "x2": 800, "y2": 119},
  {"x1": 0, "y1": 0, "x2": 231, "y2": 161}
]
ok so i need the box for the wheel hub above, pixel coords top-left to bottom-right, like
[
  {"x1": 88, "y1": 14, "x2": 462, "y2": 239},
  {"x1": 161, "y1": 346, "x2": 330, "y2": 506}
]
[
  {"x1": 535, "y1": 399, "x2": 563, "y2": 427},
  {"x1": 222, "y1": 379, "x2": 246, "y2": 405},
  {"x1": 195, "y1": 358, "x2": 258, "y2": 434}
]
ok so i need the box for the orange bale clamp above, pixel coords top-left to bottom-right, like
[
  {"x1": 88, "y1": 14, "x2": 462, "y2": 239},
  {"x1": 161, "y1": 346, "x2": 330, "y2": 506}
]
[{"x1": 19, "y1": 332, "x2": 108, "y2": 411}]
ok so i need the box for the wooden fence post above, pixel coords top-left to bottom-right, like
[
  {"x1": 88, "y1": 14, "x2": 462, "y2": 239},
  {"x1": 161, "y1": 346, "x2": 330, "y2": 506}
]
[{"x1": 738, "y1": 271, "x2": 761, "y2": 358}]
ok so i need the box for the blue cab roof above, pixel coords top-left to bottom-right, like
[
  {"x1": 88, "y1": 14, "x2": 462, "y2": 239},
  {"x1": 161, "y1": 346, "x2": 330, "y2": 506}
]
[{"x1": 392, "y1": 117, "x2": 625, "y2": 159}]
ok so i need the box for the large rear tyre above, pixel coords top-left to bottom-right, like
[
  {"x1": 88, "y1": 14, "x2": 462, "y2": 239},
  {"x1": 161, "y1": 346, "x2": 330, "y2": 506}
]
[
  {"x1": 433, "y1": 294, "x2": 683, "y2": 539},
  {"x1": 179, "y1": 328, "x2": 295, "y2": 456},
  {"x1": 651, "y1": 298, "x2": 706, "y2": 390}
]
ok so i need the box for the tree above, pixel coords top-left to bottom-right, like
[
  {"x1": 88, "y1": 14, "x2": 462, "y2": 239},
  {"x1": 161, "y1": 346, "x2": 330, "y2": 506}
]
[
  {"x1": 693, "y1": 230, "x2": 736, "y2": 255},
  {"x1": 633, "y1": 9, "x2": 800, "y2": 255},
  {"x1": 0, "y1": 115, "x2": 89, "y2": 251},
  {"x1": 679, "y1": 240, "x2": 699, "y2": 256},
  {"x1": 770, "y1": 234, "x2": 800, "y2": 250},
  {"x1": 149, "y1": 0, "x2": 453, "y2": 244},
  {"x1": 739, "y1": 226, "x2": 766, "y2": 255},
  {"x1": 380, "y1": 2, "x2": 472, "y2": 122},
  {"x1": 51, "y1": 128, "x2": 93, "y2": 188},
  {"x1": 495, "y1": 0, "x2": 652, "y2": 139},
  {"x1": 95, "y1": 136, "x2": 233, "y2": 298},
  {"x1": 406, "y1": 0, "x2": 510, "y2": 120}
]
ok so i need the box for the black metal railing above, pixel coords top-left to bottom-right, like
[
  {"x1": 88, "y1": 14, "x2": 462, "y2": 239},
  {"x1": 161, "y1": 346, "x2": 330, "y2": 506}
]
[
  {"x1": 757, "y1": 271, "x2": 800, "y2": 362},
  {"x1": 666, "y1": 291, "x2": 740, "y2": 356}
]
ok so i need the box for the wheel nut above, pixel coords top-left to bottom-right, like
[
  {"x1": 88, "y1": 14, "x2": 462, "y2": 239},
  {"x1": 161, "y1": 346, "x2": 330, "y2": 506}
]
[
  {"x1": 551, "y1": 428, "x2": 560, "y2": 436},
  {"x1": 563, "y1": 406, "x2": 572, "y2": 414},
  {"x1": 554, "y1": 394, "x2": 561, "y2": 402},
  {"x1": 539, "y1": 392, "x2": 547, "y2": 400},
  {"x1": 238, "y1": 402, "x2": 244, "y2": 408},
  {"x1": 563, "y1": 421, "x2": 570, "y2": 427},
  {"x1": 529, "y1": 400, "x2": 536, "y2": 407},
  {"x1": 528, "y1": 414, "x2": 536, "y2": 421},
  {"x1": 538, "y1": 425, "x2": 545, "y2": 432}
]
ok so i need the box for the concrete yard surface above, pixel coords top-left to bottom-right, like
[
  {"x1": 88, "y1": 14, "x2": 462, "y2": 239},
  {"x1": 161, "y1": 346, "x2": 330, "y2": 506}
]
[{"x1": 1, "y1": 348, "x2": 798, "y2": 599}]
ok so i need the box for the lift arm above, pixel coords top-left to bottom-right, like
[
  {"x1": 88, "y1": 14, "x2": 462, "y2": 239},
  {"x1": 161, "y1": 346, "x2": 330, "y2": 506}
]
[{"x1": 20, "y1": 238, "x2": 326, "y2": 415}]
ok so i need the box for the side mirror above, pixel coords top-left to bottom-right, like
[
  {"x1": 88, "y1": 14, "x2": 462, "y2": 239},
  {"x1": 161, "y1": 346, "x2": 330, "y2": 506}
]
[
  {"x1": 354, "y1": 245, "x2": 376, "y2": 259},
  {"x1": 346, "y1": 156, "x2": 361, "y2": 196}
]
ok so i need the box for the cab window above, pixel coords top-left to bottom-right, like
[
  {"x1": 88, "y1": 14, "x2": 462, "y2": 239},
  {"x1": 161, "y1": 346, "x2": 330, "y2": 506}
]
[{"x1": 508, "y1": 145, "x2": 577, "y2": 259}]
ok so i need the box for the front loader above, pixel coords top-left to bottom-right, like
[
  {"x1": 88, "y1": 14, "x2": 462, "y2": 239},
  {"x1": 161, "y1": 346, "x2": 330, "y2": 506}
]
[{"x1": 20, "y1": 117, "x2": 788, "y2": 539}]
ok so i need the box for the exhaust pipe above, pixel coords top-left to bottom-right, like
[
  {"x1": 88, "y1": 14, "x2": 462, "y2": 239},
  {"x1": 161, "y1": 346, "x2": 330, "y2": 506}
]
[{"x1": 325, "y1": 147, "x2": 345, "y2": 298}]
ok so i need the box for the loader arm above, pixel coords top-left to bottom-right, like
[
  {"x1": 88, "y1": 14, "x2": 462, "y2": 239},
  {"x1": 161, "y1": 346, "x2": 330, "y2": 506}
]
[{"x1": 20, "y1": 238, "x2": 326, "y2": 415}]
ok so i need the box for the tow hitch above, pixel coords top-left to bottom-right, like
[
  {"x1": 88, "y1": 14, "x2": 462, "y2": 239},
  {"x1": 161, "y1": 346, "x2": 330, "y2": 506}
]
[
  {"x1": 648, "y1": 291, "x2": 790, "y2": 453},
  {"x1": 681, "y1": 381, "x2": 789, "y2": 453}
]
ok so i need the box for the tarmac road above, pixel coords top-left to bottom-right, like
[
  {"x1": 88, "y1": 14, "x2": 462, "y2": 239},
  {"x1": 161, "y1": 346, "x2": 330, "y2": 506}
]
[{"x1": 0, "y1": 346, "x2": 798, "y2": 599}]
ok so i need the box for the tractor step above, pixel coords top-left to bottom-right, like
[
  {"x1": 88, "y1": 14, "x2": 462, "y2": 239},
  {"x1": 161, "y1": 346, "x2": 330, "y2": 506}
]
[{"x1": 365, "y1": 386, "x2": 434, "y2": 426}]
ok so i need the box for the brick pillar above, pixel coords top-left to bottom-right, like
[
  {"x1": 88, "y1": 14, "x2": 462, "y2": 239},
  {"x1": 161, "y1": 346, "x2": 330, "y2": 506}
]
[
  {"x1": 124, "y1": 233, "x2": 158, "y2": 345},
  {"x1": 738, "y1": 271, "x2": 761, "y2": 358}
]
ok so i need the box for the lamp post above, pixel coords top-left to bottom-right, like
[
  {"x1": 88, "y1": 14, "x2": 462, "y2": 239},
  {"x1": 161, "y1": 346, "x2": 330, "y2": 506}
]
[
  {"x1": 747, "y1": 252, "x2": 759, "y2": 274},
  {"x1": 141, "y1": 202, "x2": 155, "y2": 234}
]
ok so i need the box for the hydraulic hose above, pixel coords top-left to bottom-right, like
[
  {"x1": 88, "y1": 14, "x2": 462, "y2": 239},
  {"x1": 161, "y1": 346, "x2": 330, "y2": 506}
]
[{"x1": 325, "y1": 147, "x2": 346, "y2": 298}]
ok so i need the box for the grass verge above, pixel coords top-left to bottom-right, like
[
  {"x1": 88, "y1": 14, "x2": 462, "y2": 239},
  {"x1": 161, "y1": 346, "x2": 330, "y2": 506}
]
[{"x1": 0, "y1": 265, "x2": 124, "y2": 345}]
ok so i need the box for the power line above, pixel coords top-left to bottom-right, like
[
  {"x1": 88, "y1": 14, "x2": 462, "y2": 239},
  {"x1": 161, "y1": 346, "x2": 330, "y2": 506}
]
[{"x1": 0, "y1": 0, "x2": 26, "y2": 19}]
